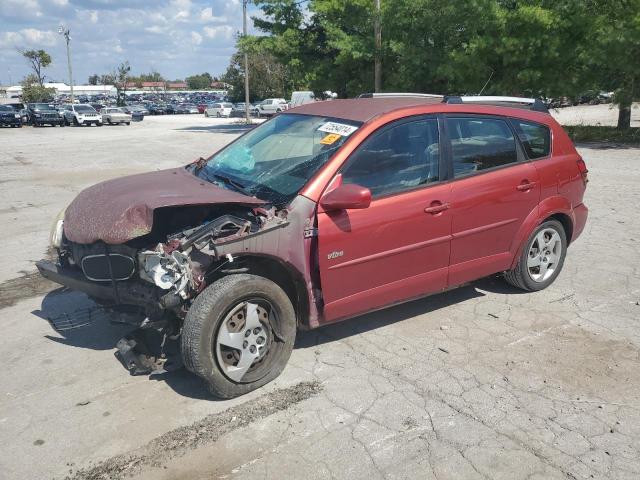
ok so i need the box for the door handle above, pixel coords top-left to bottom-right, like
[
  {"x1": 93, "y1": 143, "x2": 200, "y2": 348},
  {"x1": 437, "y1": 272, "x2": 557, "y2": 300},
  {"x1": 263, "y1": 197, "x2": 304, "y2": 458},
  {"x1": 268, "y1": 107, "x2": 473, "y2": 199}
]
[
  {"x1": 424, "y1": 201, "x2": 450, "y2": 214},
  {"x1": 516, "y1": 181, "x2": 537, "y2": 191}
]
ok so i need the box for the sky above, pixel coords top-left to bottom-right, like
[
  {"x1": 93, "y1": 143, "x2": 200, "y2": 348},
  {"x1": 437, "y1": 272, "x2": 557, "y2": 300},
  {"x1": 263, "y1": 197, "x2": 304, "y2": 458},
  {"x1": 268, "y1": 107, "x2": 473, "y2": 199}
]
[{"x1": 0, "y1": 0, "x2": 263, "y2": 86}]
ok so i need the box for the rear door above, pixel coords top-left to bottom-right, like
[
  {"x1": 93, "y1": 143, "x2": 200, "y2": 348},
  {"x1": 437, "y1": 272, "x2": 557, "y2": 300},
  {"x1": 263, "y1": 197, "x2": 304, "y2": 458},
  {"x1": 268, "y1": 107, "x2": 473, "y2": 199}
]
[
  {"x1": 317, "y1": 116, "x2": 452, "y2": 323},
  {"x1": 444, "y1": 115, "x2": 541, "y2": 286}
]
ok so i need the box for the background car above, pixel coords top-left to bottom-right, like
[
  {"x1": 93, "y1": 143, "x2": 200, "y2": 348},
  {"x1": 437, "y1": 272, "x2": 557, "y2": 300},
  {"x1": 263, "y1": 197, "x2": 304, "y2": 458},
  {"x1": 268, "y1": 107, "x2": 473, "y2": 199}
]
[
  {"x1": 101, "y1": 107, "x2": 132, "y2": 125},
  {"x1": 256, "y1": 98, "x2": 289, "y2": 116},
  {"x1": 204, "y1": 102, "x2": 233, "y2": 117},
  {"x1": 232, "y1": 102, "x2": 259, "y2": 117},
  {"x1": 122, "y1": 105, "x2": 145, "y2": 121},
  {"x1": 27, "y1": 103, "x2": 65, "y2": 127},
  {"x1": 62, "y1": 104, "x2": 102, "y2": 126},
  {"x1": 0, "y1": 105, "x2": 22, "y2": 128}
]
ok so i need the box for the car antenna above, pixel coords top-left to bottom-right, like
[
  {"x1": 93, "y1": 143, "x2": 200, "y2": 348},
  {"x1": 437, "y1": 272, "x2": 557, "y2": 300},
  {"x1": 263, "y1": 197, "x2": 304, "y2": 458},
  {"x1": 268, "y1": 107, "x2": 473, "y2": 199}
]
[{"x1": 478, "y1": 69, "x2": 494, "y2": 96}]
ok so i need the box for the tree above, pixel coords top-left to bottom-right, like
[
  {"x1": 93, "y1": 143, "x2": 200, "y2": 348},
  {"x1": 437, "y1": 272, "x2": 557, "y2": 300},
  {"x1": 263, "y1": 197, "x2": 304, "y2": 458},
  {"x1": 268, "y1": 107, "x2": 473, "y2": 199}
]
[
  {"x1": 113, "y1": 61, "x2": 131, "y2": 106},
  {"x1": 186, "y1": 72, "x2": 214, "y2": 89},
  {"x1": 88, "y1": 74, "x2": 99, "y2": 85},
  {"x1": 221, "y1": 50, "x2": 287, "y2": 102},
  {"x1": 584, "y1": 0, "x2": 640, "y2": 128},
  {"x1": 19, "y1": 49, "x2": 52, "y2": 87},
  {"x1": 20, "y1": 74, "x2": 55, "y2": 103}
]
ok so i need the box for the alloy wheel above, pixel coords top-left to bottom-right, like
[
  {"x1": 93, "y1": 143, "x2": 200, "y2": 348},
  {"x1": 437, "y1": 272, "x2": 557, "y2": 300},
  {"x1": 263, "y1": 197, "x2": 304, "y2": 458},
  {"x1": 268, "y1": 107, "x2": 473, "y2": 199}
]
[{"x1": 527, "y1": 228, "x2": 562, "y2": 282}]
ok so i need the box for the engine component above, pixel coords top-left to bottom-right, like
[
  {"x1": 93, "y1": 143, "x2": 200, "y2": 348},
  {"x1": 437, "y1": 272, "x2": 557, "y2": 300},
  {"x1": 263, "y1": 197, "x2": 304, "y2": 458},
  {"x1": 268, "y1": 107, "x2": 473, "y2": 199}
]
[{"x1": 139, "y1": 247, "x2": 194, "y2": 299}]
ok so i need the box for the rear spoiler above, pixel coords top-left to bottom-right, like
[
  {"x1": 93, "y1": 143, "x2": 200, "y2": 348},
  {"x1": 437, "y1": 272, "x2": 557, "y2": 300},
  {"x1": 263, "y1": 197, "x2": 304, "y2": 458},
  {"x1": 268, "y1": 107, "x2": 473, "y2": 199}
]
[{"x1": 444, "y1": 96, "x2": 549, "y2": 113}]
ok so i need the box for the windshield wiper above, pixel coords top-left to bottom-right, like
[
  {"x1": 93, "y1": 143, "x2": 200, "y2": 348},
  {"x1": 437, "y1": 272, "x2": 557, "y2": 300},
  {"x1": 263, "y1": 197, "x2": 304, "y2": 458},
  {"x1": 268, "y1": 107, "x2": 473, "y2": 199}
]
[{"x1": 207, "y1": 172, "x2": 253, "y2": 197}]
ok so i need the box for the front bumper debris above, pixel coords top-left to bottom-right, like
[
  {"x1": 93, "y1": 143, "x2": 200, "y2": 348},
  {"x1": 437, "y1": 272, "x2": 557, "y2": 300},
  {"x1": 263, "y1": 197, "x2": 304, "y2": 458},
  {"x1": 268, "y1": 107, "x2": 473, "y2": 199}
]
[{"x1": 36, "y1": 259, "x2": 160, "y2": 308}]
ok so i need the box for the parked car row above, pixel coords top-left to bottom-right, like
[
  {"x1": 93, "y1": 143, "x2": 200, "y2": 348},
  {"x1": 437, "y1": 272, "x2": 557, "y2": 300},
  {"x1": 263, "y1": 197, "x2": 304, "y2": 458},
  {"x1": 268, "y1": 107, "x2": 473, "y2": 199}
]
[{"x1": 0, "y1": 103, "x2": 139, "y2": 128}]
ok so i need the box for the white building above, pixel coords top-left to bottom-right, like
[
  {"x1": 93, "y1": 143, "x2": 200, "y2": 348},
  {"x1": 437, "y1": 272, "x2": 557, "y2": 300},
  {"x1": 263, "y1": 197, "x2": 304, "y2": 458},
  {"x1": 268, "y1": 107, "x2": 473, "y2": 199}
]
[{"x1": 5, "y1": 83, "x2": 116, "y2": 98}]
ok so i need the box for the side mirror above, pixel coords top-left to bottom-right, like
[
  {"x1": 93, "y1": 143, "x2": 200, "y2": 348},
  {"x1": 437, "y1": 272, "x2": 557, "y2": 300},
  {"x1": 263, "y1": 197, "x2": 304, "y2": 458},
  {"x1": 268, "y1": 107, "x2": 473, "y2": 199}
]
[{"x1": 320, "y1": 183, "x2": 371, "y2": 211}]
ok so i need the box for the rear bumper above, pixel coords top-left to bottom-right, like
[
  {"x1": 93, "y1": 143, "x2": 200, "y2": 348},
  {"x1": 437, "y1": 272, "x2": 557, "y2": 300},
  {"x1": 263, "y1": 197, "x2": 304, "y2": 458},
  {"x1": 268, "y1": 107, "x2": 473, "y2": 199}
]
[
  {"x1": 36, "y1": 260, "x2": 160, "y2": 308},
  {"x1": 571, "y1": 203, "x2": 588, "y2": 242}
]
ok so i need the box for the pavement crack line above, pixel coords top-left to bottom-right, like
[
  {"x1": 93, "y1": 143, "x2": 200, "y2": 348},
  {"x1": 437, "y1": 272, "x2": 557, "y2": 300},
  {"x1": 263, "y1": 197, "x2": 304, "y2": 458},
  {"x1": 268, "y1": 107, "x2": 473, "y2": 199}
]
[{"x1": 59, "y1": 381, "x2": 322, "y2": 480}]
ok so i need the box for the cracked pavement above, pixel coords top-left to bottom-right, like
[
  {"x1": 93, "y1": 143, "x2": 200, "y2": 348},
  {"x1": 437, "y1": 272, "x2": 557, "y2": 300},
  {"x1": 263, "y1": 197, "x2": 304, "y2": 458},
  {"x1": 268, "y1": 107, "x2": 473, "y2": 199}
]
[{"x1": 0, "y1": 115, "x2": 638, "y2": 479}]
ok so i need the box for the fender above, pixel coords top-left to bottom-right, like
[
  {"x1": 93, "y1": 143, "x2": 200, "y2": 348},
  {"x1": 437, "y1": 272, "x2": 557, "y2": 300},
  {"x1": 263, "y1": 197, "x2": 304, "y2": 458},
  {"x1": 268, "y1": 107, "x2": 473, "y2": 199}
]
[{"x1": 508, "y1": 195, "x2": 573, "y2": 269}]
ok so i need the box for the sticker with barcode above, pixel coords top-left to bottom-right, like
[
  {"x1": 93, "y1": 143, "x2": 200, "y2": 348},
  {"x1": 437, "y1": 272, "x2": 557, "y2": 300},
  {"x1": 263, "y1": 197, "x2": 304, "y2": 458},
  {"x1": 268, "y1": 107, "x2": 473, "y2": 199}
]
[{"x1": 318, "y1": 122, "x2": 358, "y2": 136}]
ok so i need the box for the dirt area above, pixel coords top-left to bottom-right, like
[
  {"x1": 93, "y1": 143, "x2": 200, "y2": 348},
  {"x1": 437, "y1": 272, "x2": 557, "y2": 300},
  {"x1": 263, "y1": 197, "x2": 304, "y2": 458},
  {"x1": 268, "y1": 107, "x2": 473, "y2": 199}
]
[
  {"x1": 0, "y1": 109, "x2": 639, "y2": 480},
  {"x1": 550, "y1": 102, "x2": 640, "y2": 127}
]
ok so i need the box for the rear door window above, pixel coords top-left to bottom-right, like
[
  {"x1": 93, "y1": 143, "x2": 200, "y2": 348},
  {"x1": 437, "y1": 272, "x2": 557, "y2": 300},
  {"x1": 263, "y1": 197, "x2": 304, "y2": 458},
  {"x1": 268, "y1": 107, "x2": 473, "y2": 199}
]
[
  {"x1": 341, "y1": 118, "x2": 441, "y2": 198},
  {"x1": 512, "y1": 120, "x2": 551, "y2": 159},
  {"x1": 446, "y1": 117, "x2": 519, "y2": 178}
]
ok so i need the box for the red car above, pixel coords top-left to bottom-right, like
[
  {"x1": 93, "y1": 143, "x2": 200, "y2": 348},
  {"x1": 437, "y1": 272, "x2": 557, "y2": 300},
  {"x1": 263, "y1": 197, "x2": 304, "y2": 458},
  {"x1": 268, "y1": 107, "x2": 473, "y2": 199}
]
[{"x1": 38, "y1": 95, "x2": 588, "y2": 398}]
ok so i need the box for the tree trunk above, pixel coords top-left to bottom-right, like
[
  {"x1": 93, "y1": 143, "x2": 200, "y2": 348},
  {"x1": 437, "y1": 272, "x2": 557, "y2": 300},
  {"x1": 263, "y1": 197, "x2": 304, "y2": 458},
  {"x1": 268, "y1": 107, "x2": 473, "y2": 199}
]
[{"x1": 617, "y1": 101, "x2": 631, "y2": 129}]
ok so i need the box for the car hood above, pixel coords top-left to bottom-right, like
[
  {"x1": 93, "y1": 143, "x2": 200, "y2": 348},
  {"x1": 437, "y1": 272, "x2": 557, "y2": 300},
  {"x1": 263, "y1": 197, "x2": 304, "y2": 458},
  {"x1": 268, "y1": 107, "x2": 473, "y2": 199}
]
[{"x1": 63, "y1": 167, "x2": 266, "y2": 244}]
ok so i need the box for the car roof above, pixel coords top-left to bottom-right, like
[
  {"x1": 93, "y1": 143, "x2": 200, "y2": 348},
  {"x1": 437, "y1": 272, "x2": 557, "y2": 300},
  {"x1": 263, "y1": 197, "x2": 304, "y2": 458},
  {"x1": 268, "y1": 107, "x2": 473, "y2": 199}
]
[{"x1": 288, "y1": 97, "x2": 444, "y2": 122}]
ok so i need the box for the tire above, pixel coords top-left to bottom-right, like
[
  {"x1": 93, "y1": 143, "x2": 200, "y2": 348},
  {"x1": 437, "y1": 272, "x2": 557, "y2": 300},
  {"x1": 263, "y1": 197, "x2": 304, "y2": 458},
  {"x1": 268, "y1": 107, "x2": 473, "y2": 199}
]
[
  {"x1": 59, "y1": 122, "x2": 65, "y2": 127},
  {"x1": 504, "y1": 219, "x2": 567, "y2": 292},
  {"x1": 181, "y1": 274, "x2": 297, "y2": 399},
  {"x1": 64, "y1": 118, "x2": 70, "y2": 126},
  {"x1": 205, "y1": 111, "x2": 209, "y2": 117},
  {"x1": 126, "y1": 122, "x2": 130, "y2": 125},
  {"x1": 73, "y1": 117, "x2": 79, "y2": 126},
  {"x1": 216, "y1": 112, "x2": 221, "y2": 117},
  {"x1": 107, "y1": 119, "x2": 112, "y2": 125},
  {"x1": 97, "y1": 122, "x2": 102, "y2": 127}
]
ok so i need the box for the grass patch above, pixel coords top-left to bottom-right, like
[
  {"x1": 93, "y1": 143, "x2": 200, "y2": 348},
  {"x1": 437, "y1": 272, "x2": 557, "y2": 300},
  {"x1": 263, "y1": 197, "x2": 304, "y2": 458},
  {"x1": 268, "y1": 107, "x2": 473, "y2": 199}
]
[{"x1": 563, "y1": 125, "x2": 640, "y2": 145}]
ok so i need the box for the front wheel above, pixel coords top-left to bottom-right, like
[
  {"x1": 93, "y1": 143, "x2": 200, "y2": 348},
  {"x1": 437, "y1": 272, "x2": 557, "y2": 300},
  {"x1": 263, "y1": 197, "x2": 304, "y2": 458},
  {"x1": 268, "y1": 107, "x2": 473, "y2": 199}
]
[
  {"x1": 181, "y1": 274, "x2": 296, "y2": 399},
  {"x1": 504, "y1": 220, "x2": 567, "y2": 291},
  {"x1": 205, "y1": 111, "x2": 209, "y2": 117}
]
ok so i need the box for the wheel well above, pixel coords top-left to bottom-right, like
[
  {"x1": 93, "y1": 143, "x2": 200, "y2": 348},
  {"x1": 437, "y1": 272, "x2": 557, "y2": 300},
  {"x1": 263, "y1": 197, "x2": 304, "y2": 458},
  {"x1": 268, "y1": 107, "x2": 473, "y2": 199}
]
[
  {"x1": 546, "y1": 213, "x2": 573, "y2": 243},
  {"x1": 208, "y1": 255, "x2": 310, "y2": 328}
]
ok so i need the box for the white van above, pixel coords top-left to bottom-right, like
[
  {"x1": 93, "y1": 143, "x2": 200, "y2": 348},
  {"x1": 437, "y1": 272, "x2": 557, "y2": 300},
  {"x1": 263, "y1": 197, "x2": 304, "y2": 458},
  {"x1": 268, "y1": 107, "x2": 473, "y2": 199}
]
[{"x1": 290, "y1": 91, "x2": 315, "y2": 108}]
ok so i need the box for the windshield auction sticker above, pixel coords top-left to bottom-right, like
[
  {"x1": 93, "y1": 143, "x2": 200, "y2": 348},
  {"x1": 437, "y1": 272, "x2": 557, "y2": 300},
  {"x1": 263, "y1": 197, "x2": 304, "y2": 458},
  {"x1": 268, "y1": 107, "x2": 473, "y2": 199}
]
[
  {"x1": 318, "y1": 122, "x2": 358, "y2": 136},
  {"x1": 320, "y1": 133, "x2": 342, "y2": 145}
]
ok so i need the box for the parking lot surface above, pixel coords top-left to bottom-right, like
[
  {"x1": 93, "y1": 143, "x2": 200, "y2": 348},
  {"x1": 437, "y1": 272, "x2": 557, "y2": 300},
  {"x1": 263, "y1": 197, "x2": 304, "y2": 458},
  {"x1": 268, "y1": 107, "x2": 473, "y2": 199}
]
[{"x1": 1, "y1": 113, "x2": 639, "y2": 480}]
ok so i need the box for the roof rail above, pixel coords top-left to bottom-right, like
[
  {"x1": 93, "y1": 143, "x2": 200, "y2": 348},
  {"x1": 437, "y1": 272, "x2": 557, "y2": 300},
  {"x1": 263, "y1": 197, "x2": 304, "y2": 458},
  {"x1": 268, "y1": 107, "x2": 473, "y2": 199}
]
[
  {"x1": 358, "y1": 92, "x2": 442, "y2": 99},
  {"x1": 444, "y1": 95, "x2": 549, "y2": 113}
]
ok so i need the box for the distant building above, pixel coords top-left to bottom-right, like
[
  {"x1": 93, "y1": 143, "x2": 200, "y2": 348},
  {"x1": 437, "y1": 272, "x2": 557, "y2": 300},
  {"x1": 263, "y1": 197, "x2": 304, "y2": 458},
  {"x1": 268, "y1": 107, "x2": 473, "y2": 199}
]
[{"x1": 167, "y1": 82, "x2": 187, "y2": 90}]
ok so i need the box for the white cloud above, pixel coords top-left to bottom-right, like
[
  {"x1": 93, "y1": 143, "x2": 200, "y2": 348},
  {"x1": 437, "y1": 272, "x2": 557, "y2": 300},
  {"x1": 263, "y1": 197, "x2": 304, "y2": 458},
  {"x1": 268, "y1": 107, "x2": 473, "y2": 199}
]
[
  {"x1": 1, "y1": 28, "x2": 59, "y2": 47},
  {"x1": 203, "y1": 25, "x2": 234, "y2": 40},
  {"x1": 200, "y1": 7, "x2": 227, "y2": 23},
  {"x1": 190, "y1": 31, "x2": 202, "y2": 45},
  {"x1": 144, "y1": 25, "x2": 164, "y2": 34},
  {"x1": 89, "y1": 10, "x2": 99, "y2": 23}
]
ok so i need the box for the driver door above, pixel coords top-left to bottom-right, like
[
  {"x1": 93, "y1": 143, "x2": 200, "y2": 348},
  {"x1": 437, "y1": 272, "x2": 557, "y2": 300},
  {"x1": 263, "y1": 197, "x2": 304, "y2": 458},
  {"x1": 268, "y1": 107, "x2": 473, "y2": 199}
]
[{"x1": 317, "y1": 116, "x2": 452, "y2": 323}]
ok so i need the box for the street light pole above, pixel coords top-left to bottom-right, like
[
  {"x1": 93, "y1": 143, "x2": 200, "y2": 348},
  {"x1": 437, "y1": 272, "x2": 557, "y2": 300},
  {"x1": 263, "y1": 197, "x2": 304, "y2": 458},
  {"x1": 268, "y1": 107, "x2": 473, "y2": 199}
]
[
  {"x1": 58, "y1": 25, "x2": 74, "y2": 104},
  {"x1": 243, "y1": 0, "x2": 250, "y2": 124}
]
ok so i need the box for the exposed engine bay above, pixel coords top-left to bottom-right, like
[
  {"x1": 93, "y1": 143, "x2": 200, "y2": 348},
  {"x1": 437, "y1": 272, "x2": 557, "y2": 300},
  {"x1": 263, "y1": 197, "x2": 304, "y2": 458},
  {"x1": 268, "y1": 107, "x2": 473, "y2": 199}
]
[{"x1": 48, "y1": 205, "x2": 292, "y2": 374}]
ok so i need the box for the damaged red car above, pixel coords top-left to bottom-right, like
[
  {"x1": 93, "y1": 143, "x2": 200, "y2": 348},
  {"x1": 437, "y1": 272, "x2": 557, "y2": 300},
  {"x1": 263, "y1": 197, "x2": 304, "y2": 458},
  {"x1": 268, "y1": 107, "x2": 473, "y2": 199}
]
[{"x1": 37, "y1": 95, "x2": 588, "y2": 398}]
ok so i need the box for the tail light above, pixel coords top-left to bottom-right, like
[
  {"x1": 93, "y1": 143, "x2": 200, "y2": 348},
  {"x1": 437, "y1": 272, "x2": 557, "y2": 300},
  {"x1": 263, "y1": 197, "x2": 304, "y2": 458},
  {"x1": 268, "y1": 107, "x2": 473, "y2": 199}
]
[{"x1": 577, "y1": 157, "x2": 588, "y2": 185}]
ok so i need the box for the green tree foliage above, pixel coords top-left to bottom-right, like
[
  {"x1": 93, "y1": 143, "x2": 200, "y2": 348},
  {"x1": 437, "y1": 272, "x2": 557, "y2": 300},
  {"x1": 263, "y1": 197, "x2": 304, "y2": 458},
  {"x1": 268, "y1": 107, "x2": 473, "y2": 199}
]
[
  {"x1": 20, "y1": 74, "x2": 55, "y2": 102},
  {"x1": 88, "y1": 74, "x2": 99, "y2": 85},
  {"x1": 582, "y1": 0, "x2": 640, "y2": 128},
  {"x1": 185, "y1": 72, "x2": 214, "y2": 89},
  {"x1": 221, "y1": 50, "x2": 287, "y2": 102},
  {"x1": 246, "y1": 0, "x2": 638, "y2": 128},
  {"x1": 19, "y1": 49, "x2": 52, "y2": 87},
  {"x1": 114, "y1": 61, "x2": 131, "y2": 106}
]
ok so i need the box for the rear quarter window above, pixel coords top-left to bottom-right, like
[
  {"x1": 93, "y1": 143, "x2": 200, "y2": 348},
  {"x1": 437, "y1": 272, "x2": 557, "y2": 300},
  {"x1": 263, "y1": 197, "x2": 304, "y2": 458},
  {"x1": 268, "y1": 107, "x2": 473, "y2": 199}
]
[{"x1": 512, "y1": 120, "x2": 551, "y2": 159}]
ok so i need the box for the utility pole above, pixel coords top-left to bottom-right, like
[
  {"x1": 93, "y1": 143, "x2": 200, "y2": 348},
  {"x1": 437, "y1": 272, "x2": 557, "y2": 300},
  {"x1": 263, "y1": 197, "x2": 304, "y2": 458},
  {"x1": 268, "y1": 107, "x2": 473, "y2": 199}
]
[
  {"x1": 58, "y1": 25, "x2": 74, "y2": 104},
  {"x1": 374, "y1": 0, "x2": 382, "y2": 92},
  {"x1": 243, "y1": 0, "x2": 251, "y2": 124}
]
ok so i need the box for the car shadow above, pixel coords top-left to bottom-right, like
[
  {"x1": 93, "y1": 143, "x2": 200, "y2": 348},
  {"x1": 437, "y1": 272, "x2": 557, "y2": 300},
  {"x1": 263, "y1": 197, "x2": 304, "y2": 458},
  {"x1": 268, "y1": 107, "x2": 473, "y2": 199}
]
[
  {"x1": 295, "y1": 283, "x2": 486, "y2": 348},
  {"x1": 33, "y1": 275, "x2": 517, "y2": 400}
]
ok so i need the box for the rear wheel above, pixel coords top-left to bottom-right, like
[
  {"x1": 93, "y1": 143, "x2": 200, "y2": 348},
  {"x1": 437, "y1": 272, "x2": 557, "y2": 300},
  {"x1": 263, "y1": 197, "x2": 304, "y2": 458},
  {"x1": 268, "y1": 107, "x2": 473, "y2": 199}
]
[
  {"x1": 126, "y1": 121, "x2": 130, "y2": 125},
  {"x1": 504, "y1": 220, "x2": 567, "y2": 291},
  {"x1": 181, "y1": 274, "x2": 296, "y2": 399},
  {"x1": 205, "y1": 111, "x2": 209, "y2": 117}
]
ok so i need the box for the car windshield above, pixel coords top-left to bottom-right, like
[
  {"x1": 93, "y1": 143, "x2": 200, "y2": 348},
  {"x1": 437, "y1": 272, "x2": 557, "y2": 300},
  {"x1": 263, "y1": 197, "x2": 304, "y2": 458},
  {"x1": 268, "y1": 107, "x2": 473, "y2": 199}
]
[
  {"x1": 75, "y1": 105, "x2": 96, "y2": 113},
  {"x1": 32, "y1": 103, "x2": 51, "y2": 110},
  {"x1": 196, "y1": 113, "x2": 361, "y2": 206}
]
